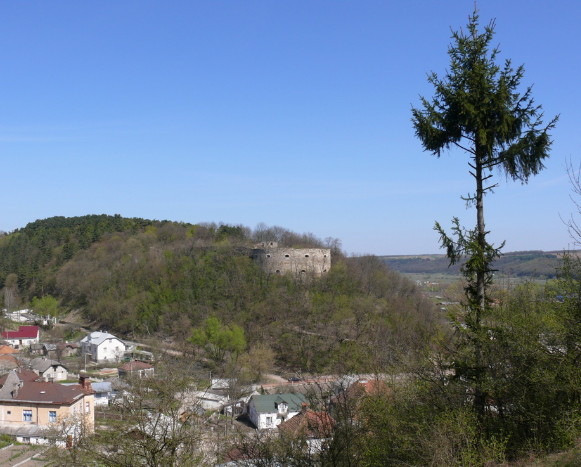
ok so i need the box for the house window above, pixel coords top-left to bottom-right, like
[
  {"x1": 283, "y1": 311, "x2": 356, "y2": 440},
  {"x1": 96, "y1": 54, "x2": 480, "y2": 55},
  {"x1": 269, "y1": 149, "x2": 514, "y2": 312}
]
[
  {"x1": 23, "y1": 410, "x2": 32, "y2": 422},
  {"x1": 49, "y1": 411, "x2": 57, "y2": 423},
  {"x1": 86, "y1": 401, "x2": 90, "y2": 413},
  {"x1": 266, "y1": 416, "x2": 272, "y2": 426}
]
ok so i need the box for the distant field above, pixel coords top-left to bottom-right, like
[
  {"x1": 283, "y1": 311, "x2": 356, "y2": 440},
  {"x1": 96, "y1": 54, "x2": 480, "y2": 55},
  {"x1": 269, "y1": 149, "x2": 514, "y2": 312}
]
[{"x1": 380, "y1": 250, "x2": 575, "y2": 280}]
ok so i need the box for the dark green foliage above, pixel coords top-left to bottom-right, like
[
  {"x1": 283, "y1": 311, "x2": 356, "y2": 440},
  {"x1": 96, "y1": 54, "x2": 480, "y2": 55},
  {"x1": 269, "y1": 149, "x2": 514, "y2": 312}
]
[
  {"x1": 0, "y1": 214, "x2": 159, "y2": 295},
  {"x1": 398, "y1": 10, "x2": 572, "y2": 464},
  {"x1": 411, "y1": 13, "x2": 557, "y2": 179}
]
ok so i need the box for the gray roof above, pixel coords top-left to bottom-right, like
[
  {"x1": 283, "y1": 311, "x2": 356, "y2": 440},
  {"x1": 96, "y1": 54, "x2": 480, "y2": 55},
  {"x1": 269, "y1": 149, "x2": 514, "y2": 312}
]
[
  {"x1": 249, "y1": 393, "x2": 307, "y2": 414},
  {"x1": 80, "y1": 331, "x2": 125, "y2": 347},
  {"x1": 29, "y1": 357, "x2": 66, "y2": 373},
  {"x1": 91, "y1": 382, "x2": 112, "y2": 393}
]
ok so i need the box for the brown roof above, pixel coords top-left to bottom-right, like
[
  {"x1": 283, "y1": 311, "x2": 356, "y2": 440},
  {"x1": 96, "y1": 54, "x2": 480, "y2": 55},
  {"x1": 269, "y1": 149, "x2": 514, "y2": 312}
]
[
  {"x1": 0, "y1": 345, "x2": 19, "y2": 355},
  {"x1": 345, "y1": 379, "x2": 389, "y2": 398},
  {"x1": 331, "y1": 378, "x2": 391, "y2": 407},
  {"x1": 0, "y1": 369, "x2": 39, "y2": 384},
  {"x1": 0, "y1": 370, "x2": 88, "y2": 405},
  {"x1": 7, "y1": 381, "x2": 85, "y2": 405},
  {"x1": 278, "y1": 408, "x2": 335, "y2": 439}
]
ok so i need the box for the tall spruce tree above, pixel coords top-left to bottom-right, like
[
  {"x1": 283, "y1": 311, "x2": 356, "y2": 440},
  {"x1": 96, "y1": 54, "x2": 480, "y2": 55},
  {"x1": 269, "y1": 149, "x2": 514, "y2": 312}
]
[{"x1": 411, "y1": 12, "x2": 557, "y2": 417}]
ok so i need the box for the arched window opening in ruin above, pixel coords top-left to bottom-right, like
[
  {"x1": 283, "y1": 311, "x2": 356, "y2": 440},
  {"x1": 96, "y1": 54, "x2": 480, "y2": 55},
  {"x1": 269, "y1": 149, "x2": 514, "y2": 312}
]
[
  {"x1": 276, "y1": 270, "x2": 281, "y2": 274},
  {"x1": 266, "y1": 254, "x2": 271, "y2": 258},
  {"x1": 305, "y1": 254, "x2": 309, "y2": 257},
  {"x1": 285, "y1": 254, "x2": 290, "y2": 258}
]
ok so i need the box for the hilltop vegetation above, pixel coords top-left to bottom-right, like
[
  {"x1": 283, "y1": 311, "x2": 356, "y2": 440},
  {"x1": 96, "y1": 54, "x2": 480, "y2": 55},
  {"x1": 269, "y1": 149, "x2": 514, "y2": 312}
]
[{"x1": 0, "y1": 215, "x2": 436, "y2": 374}]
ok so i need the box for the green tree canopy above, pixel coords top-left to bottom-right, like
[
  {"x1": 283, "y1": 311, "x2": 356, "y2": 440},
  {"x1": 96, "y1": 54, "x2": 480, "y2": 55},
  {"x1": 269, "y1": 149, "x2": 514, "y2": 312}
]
[
  {"x1": 31, "y1": 295, "x2": 60, "y2": 318},
  {"x1": 189, "y1": 316, "x2": 246, "y2": 363},
  {"x1": 411, "y1": 10, "x2": 557, "y2": 419}
]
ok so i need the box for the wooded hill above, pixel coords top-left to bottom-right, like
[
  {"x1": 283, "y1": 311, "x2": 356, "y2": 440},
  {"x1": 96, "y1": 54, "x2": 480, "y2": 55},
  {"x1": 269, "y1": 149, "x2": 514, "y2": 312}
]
[
  {"x1": 0, "y1": 215, "x2": 437, "y2": 374},
  {"x1": 380, "y1": 250, "x2": 566, "y2": 278}
]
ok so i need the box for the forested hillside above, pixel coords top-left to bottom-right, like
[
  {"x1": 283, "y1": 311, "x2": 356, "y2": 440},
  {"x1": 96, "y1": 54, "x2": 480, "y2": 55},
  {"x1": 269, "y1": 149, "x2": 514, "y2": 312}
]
[{"x1": 0, "y1": 215, "x2": 437, "y2": 373}]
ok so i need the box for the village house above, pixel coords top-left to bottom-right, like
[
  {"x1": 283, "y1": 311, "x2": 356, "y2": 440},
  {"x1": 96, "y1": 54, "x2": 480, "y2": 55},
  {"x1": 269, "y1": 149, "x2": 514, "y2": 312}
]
[
  {"x1": 1, "y1": 326, "x2": 40, "y2": 349},
  {"x1": 91, "y1": 382, "x2": 114, "y2": 407},
  {"x1": 118, "y1": 361, "x2": 155, "y2": 379},
  {"x1": 36, "y1": 342, "x2": 80, "y2": 360},
  {"x1": 0, "y1": 370, "x2": 94, "y2": 445},
  {"x1": 29, "y1": 357, "x2": 68, "y2": 382},
  {"x1": 80, "y1": 331, "x2": 126, "y2": 362},
  {"x1": 278, "y1": 404, "x2": 335, "y2": 453},
  {"x1": 247, "y1": 393, "x2": 307, "y2": 430},
  {"x1": 330, "y1": 377, "x2": 391, "y2": 420}
]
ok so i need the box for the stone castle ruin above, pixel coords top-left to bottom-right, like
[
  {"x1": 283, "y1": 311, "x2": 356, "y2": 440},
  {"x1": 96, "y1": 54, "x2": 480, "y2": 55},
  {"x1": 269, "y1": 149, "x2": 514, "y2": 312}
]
[{"x1": 251, "y1": 242, "x2": 331, "y2": 276}]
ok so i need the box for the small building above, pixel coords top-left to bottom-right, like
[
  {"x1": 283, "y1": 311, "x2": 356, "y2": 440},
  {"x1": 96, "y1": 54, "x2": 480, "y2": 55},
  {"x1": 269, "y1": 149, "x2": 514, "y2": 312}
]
[
  {"x1": 118, "y1": 361, "x2": 154, "y2": 379},
  {"x1": 278, "y1": 406, "x2": 335, "y2": 453},
  {"x1": 80, "y1": 331, "x2": 126, "y2": 363},
  {"x1": 45, "y1": 342, "x2": 79, "y2": 359},
  {"x1": 29, "y1": 357, "x2": 68, "y2": 382},
  {"x1": 1, "y1": 326, "x2": 40, "y2": 349},
  {"x1": 91, "y1": 382, "x2": 114, "y2": 407},
  {"x1": 177, "y1": 389, "x2": 230, "y2": 413},
  {"x1": 247, "y1": 393, "x2": 307, "y2": 430},
  {"x1": 4, "y1": 310, "x2": 36, "y2": 324}
]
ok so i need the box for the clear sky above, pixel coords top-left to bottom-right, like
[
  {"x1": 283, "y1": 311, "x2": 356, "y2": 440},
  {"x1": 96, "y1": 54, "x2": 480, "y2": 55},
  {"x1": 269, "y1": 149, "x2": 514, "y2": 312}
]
[{"x1": 1, "y1": 1, "x2": 578, "y2": 255}]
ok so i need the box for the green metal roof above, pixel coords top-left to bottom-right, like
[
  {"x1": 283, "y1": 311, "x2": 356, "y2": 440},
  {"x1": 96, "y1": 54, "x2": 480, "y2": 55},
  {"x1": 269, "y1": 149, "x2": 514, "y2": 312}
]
[{"x1": 250, "y1": 393, "x2": 307, "y2": 413}]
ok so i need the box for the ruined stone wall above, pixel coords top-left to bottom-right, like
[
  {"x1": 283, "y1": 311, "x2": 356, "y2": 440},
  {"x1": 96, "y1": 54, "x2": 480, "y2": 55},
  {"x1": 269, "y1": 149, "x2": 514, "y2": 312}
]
[{"x1": 251, "y1": 247, "x2": 331, "y2": 276}]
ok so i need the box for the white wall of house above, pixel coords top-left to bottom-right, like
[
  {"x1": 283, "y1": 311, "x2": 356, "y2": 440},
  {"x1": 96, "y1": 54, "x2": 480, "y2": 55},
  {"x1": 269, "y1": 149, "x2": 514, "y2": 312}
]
[
  {"x1": 4, "y1": 337, "x2": 39, "y2": 348},
  {"x1": 81, "y1": 333, "x2": 126, "y2": 362},
  {"x1": 248, "y1": 403, "x2": 300, "y2": 430},
  {"x1": 95, "y1": 339, "x2": 125, "y2": 362},
  {"x1": 41, "y1": 366, "x2": 68, "y2": 382}
]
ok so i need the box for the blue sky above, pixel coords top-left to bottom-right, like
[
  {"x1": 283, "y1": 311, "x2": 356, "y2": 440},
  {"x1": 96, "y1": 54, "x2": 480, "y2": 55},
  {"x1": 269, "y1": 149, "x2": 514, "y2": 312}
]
[{"x1": 1, "y1": 1, "x2": 578, "y2": 255}]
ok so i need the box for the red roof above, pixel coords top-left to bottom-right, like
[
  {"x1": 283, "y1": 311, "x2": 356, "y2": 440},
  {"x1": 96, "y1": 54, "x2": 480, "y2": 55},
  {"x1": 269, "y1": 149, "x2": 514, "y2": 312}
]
[
  {"x1": 278, "y1": 408, "x2": 335, "y2": 438},
  {"x1": 2, "y1": 326, "x2": 39, "y2": 340}
]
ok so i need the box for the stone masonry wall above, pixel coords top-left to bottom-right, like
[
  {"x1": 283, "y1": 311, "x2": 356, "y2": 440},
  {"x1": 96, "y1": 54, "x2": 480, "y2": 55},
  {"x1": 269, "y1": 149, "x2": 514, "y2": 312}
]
[{"x1": 251, "y1": 246, "x2": 331, "y2": 276}]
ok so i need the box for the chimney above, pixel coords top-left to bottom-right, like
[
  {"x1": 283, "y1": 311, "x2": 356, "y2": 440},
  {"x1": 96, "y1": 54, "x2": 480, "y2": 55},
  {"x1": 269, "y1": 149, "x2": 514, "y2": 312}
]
[
  {"x1": 301, "y1": 402, "x2": 309, "y2": 413},
  {"x1": 79, "y1": 374, "x2": 91, "y2": 390}
]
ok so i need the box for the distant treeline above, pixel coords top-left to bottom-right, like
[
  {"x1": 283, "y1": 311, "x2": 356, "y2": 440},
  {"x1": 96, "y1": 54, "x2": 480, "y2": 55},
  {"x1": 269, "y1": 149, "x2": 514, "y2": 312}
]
[{"x1": 380, "y1": 250, "x2": 566, "y2": 278}]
